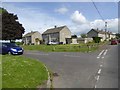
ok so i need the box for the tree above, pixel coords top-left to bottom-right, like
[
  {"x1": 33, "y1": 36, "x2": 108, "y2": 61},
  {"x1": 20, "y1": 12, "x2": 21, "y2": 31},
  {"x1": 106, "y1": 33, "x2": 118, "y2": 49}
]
[
  {"x1": 80, "y1": 33, "x2": 87, "y2": 38},
  {"x1": 1, "y1": 8, "x2": 25, "y2": 41},
  {"x1": 71, "y1": 35, "x2": 77, "y2": 38},
  {"x1": 93, "y1": 37, "x2": 101, "y2": 43},
  {"x1": 116, "y1": 33, "x2": 120, "y2": 39}
]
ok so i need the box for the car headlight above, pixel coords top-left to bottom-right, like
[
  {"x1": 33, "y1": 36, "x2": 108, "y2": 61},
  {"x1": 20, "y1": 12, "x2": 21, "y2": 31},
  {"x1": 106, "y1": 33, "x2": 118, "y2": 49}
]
[{"x1": 11, "y1": 48, "x2": 17, "y2": 52}]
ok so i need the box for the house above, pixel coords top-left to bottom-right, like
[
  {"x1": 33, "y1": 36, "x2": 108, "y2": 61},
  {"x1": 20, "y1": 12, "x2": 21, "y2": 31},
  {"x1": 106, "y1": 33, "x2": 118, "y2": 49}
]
[
  {"x1": 22, "y1": 31, "x2": 42, "y2": 45},
  {"x1": 87, "y1": 29, "x2": 116, "y2": 42},
  {"x1": 109, "y1": 32, "x2": 116, "y2": 39},
  {"x1": 42, "y1": 26, "x2": 71, "y2": 44}
]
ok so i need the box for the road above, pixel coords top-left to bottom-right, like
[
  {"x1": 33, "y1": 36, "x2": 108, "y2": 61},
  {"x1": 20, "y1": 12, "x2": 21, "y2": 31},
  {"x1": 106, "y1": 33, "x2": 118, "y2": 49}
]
[{"x1": 24, "y1": 44, "x2": 118, "y2": 88}]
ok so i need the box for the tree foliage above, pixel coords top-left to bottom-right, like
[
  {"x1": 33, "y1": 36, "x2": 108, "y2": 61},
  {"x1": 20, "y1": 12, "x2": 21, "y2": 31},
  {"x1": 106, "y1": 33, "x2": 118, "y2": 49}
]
[
  {"x1": 1, "y1": 8, "x2": 25, "y2": 41},
  {"x1": 71, "y1": 35, "x2": 77, "y2": 38},
  {"x1": 93, "y1": 37, "x2": 101, "y2": 43},
  {"x1": 80, "y1": 33, "x2": 87, "y2": 38},
  {"x1": 116, "y1": 33, "x2": 120, "y2": 39}
]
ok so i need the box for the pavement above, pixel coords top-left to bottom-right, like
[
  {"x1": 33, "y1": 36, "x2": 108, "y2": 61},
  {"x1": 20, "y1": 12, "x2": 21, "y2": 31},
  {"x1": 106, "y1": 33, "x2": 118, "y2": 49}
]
[{"x1": 23, "y1": 44, "x2": 118, "y2": 88}]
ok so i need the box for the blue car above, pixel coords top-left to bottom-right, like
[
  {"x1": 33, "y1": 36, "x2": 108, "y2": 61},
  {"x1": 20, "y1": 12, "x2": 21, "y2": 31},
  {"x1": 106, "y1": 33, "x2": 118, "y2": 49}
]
[{"x1": 0, "y1": 42, "x2": 24, "y2": 55}]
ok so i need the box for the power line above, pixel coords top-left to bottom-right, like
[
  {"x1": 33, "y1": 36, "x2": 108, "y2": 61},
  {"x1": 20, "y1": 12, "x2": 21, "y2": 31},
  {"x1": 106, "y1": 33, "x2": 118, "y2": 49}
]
[
  {"x1": 91, "y1": 0, "x2": 105, "y2": 22},
  {"x1": 91, "y1": 0, "x2": 108, "y2": 37}
]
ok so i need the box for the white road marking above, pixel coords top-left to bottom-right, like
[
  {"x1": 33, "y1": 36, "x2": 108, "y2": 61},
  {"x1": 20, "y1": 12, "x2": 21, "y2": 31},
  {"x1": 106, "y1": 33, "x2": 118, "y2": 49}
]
[
  {"x1": 100, "y1": 65, "x2": 103, "y2": 67},
  {"x1": 94, "y1": 85, "x2": 97, "y2": 88},
  {"x1": 101, "y1": 49, "x2": 108, "y2": 59},
  {"x1": 97, "y1": 49, "x2": 108, "y2": 59},
  {"x1": 97, "y1": 57, "x2": 100, "y2": 59},
  {"x1": 97, "y1": 50, "x2": 105, "y2": 59},
  {"x1": 96, "y1": 75, "x2": 100, "y2": 81},
  {"x1": 103, "y1": 49, "x2": 108, "y2": 56},
  {"x1": 98, "y1": 69, "x2": 102, "y2": 74},
  {"x1": 98, "y1": 50, "x2": 105, "y2": 56}
]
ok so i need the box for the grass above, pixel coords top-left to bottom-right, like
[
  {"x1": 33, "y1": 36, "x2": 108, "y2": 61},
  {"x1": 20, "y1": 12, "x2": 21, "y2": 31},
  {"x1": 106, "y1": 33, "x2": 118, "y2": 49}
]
[
  {"x1": 0, "y1": 55, "x2": 2, "y2": 89},
  {"x1": 22, "y1": 42, "x2": 105, "y2": 52},
  {"x1": 2, "y1": 55, "x2": 48, "y2": 88}
]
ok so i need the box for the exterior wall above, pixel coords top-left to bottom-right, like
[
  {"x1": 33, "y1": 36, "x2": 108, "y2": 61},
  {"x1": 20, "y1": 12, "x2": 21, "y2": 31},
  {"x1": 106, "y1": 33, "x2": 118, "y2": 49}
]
[
  {"x1": 77, "y1": 39, "x2": 84, "y2": 44},
  {"x1": 66, "y1": 38, "x2": 72, "y2": 44},
  {"x1": 110, "y1": 34, "x2": 116, "y2": 39},
  {"x1": 22, "y1": 36, "x2": 32, "y2": 45},
  {"x1": 42, "y1": 34, "x2": 48, "y2": 44},
  {"x1": 59, "y1": 27, "x2": 71, "y2": 44},
  {"x1": 49, "y1": 33, "x2": 59, "y2": 42},
  {"x1": 71, "y1": 38, "x2": 78, "y2": 44},
  {"x1": 84, "y1": 38, "x2": 93, "y2": 43},
  {"x1": 98, "y1": 33, "x2": 106, "y2": 42},
  {"x1": 77, "y1": 38, "x2": 93, "y2": 44},
  {"x1": 23, "y1": 32, "x2": 42, "y2": 45},
  {"x1": 32, "y1": 32, "x2": 42, "y2": 45},
  {"x1": 87, "y1": 30, "x2": 98, "y2": 38},
  {"x1": 42, "y1": 32, "x2": 59, "y2": 44}
]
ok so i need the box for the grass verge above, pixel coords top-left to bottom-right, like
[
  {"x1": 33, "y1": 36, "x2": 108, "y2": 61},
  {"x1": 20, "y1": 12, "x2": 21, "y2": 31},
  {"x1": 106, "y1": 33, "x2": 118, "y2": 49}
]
[
  {"x1": 2, "y1": 55, "x2": 48, "y2": 88},
  {"x1": 22, "y1": 43, "x2": 99, "y2": 52},
  {"x1": 0, "y1": 55, "x2": 2, "y2": 89}
]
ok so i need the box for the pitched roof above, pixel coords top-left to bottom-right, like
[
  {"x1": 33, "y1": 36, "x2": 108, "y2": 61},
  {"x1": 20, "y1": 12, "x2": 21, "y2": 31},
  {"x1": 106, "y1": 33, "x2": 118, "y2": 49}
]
[
  {"x1": 23, "y1": 31, "x2": 38, "y2": 37},
  {"x1": 42, "y1": 26, "x2": 66, "y2": 34},
  {"x1": 88, "y1": 29, "x2": 113, "y2": 34}
]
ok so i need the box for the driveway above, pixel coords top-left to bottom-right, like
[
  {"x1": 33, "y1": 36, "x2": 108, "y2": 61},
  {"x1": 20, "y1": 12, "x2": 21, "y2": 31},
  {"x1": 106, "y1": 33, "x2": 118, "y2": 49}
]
[{"x1": 23, "y1": 45, "x2": 118, "y2": 88}]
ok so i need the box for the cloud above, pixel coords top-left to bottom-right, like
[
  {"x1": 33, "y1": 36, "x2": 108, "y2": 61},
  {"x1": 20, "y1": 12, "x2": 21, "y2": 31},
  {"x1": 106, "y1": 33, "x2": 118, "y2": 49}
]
[
  {"x1": 71, "y1": 10, "x2": 88, "y2": 24},
  {"x1": 55, "y1": 7, "x2": 68, "y2": 14},
  {"x1": 90, "y1": 18, "x2": 118, "y2": 33},
  {"x1": 3, "y1": 3, "x2": 70, "y2": 35},
  {"x1": 3, "y1": 3, "x2": 118, "y2": 37}
]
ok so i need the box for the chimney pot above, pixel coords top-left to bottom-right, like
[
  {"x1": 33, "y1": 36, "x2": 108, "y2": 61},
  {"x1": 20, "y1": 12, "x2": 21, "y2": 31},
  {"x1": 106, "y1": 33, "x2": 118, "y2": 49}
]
[{"x1": 55, "y1": 26, "x2": 57, "y2": 28}]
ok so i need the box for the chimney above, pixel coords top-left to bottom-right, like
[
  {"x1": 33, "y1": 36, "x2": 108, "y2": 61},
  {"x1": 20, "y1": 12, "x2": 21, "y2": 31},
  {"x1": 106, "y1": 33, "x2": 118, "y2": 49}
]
[{"x1": 54, "y1": 25, "x2": 57, "y2": 28}]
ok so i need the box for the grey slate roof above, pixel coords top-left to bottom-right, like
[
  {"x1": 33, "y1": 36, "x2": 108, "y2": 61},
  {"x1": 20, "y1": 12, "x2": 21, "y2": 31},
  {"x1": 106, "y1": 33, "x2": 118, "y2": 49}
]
[
  {"x1": 88, "y1": 29, "x2": 112, "y2": 34},
  {"x1": 42, "y1": 26, "x2": 66, "y2": 34},
  {"x1": 23, "y1": 31, "x2": 38, "y2": 37}
]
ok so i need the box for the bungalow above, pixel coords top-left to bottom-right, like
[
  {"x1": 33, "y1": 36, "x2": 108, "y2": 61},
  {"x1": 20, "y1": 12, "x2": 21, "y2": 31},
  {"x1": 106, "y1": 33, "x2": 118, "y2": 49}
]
[
  {"x1": 22, "y1": 31, "x2": 42, "y2": 45},
  {"x1": 42, "y1": 26, "x2": 71, "y2": 44}
]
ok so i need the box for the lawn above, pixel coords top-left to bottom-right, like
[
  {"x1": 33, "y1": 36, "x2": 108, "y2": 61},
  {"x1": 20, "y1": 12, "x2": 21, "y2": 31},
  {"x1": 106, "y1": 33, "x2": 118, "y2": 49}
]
[
  {"x1": 22, "y1": 43, "x2": 101, "y2": 52},
  {"x1": 2, "y1": 55, "x2": 48, "y2": 88},
  {"x1": 0, "y1": 55, "x2": 2, "y2": 89}
]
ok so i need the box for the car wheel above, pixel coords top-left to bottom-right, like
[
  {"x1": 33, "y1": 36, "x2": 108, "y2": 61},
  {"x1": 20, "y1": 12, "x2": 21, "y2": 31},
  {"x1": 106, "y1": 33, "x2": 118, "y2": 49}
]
[{"x1": 8, "y1": 51, "x2": 11, "y2": 55}]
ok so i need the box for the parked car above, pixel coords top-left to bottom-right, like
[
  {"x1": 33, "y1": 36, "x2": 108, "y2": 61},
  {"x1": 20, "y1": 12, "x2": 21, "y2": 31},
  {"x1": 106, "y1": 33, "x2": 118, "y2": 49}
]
[
  {"x1": 47, "y1": 41, "x2": 59, "y2": 45},
  {"x1": 111, "y1": 40, "x2": 118, "y2": 45},
  {"x1": 0, "y1": 42, "x2": 24, "y2": 55},
  {"x1": 117, "y1": 39, "x2": 120, "y2": 43}
]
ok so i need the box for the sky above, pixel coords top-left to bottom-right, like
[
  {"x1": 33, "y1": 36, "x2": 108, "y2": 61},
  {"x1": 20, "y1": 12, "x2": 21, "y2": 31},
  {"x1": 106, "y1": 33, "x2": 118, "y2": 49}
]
[{"x1": 2, "y1": 2, "x2": 118, "y2": 35}]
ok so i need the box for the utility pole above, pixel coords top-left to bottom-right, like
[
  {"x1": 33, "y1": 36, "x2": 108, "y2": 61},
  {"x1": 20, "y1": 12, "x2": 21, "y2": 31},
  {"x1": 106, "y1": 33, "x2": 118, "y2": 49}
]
[{"x1": 105, "y1": 21, "x2": 107, "y2": 40}]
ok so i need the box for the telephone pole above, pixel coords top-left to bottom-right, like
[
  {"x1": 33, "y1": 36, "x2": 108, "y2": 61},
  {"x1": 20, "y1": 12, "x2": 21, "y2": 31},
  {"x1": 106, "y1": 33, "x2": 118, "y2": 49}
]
[{"x1": 105, "y1": 21, "x2": 107, "y2": 39}]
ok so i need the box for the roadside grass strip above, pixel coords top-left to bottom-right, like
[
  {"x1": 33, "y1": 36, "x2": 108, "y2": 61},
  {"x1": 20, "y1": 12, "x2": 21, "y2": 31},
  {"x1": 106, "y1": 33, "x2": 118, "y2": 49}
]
[
  {"x1": 0, "y1": 55, "x2": 2, "y2": 89},
  {"x1": 22, "y1": 44, "x2": 99, "y2": 52},
  {"x1": 2, "y1": 55, "x2": 48, "y2": 88}
]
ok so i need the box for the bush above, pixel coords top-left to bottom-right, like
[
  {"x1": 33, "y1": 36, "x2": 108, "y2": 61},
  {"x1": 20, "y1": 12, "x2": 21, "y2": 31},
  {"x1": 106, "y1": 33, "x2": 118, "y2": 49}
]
[
  {"x1": 16, "y1": 42, "x2": 23, "y2": 45},
  {"x1": 93, "y1": 37, "x2": 101, "y2": 43}
]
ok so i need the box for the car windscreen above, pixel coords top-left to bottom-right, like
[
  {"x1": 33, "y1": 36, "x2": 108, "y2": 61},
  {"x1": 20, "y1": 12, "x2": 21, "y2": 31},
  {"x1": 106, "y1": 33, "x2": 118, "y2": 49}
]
[{"x1": 4, "y1": 43, "x2": 18, "y2": 47}]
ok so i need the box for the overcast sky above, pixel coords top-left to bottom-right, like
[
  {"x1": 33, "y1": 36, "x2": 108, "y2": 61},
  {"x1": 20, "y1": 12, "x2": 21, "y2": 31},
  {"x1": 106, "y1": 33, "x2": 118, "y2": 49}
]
[{"x1": 2, "y1": 2, "x2": 118, "y2": 35}]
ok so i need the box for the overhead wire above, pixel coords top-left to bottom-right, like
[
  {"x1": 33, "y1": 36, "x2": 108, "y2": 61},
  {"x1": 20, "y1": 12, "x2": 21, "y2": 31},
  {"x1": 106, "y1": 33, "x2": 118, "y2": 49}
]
[{"x1": 91, "y1": 0, "x2": 105, "y2": 22}]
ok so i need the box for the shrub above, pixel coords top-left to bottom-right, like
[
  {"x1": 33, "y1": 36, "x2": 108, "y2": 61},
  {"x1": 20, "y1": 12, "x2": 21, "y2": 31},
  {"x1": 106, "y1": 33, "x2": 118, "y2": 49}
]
[{"x1": 93, "y1": 37, "x2": 101, "y2": 43}]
